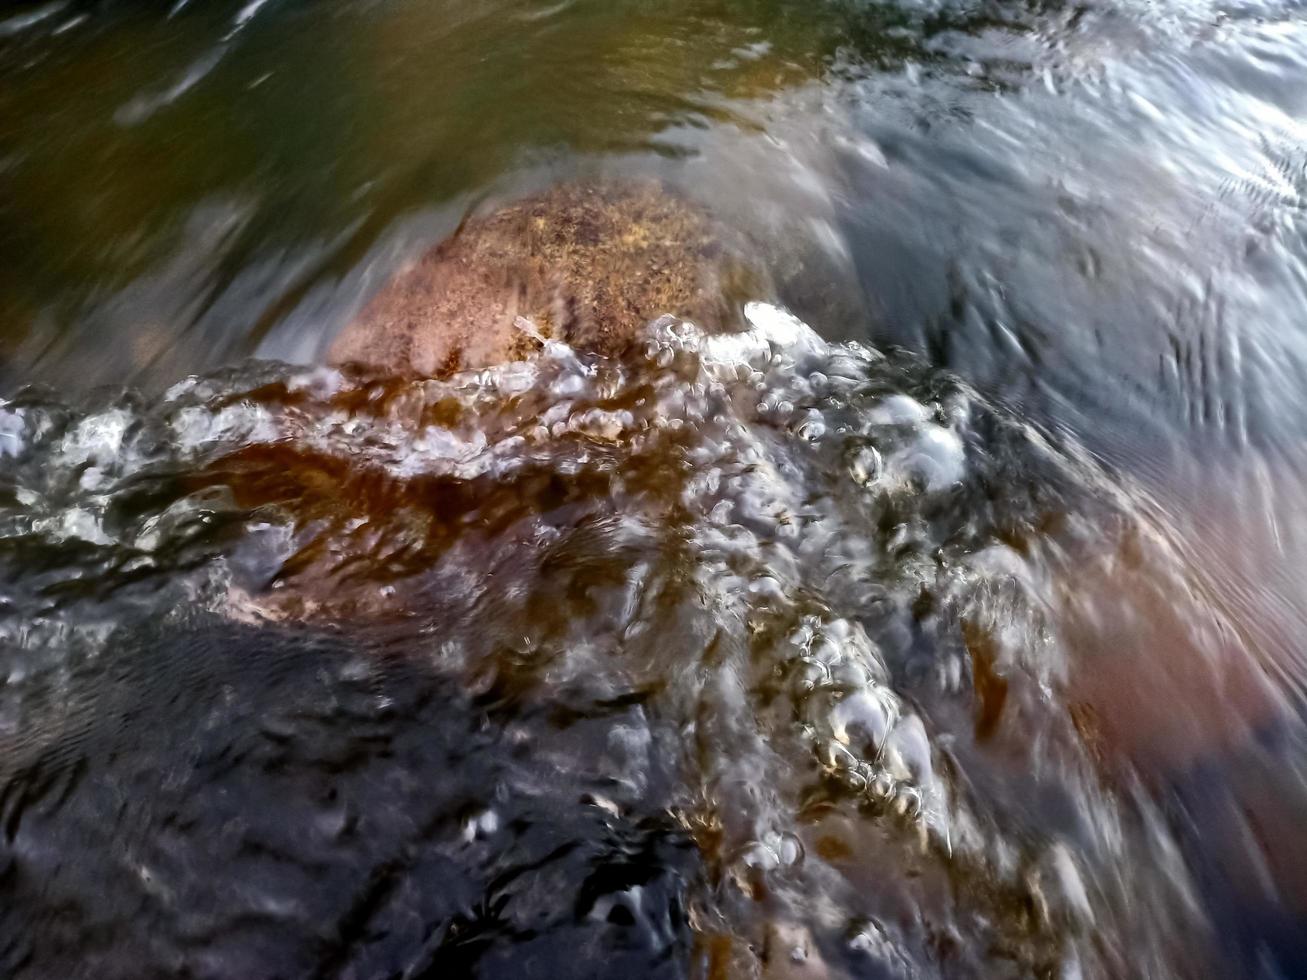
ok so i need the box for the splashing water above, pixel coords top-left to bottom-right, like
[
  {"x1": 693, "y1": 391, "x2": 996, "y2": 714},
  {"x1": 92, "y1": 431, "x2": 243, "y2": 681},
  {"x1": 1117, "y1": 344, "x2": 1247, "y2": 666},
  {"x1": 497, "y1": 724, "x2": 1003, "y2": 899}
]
[{"x1": 0, "y1": 302, "x2": 1287, "y2": 977}]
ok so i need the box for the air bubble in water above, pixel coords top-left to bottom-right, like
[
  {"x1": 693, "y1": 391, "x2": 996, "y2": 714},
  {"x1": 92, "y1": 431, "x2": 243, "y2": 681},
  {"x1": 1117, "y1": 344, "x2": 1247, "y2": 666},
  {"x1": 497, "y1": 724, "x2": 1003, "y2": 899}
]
[{"x1": 848, "y1": 445, "x2": 882, "y2": 487}]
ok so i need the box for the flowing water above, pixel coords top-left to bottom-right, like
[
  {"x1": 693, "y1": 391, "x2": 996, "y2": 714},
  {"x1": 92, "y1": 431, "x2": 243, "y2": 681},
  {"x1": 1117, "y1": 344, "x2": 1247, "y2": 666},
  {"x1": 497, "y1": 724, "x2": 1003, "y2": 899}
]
[{"x1": 4, "y1": 0, "x2": 1307, "y2": 977}]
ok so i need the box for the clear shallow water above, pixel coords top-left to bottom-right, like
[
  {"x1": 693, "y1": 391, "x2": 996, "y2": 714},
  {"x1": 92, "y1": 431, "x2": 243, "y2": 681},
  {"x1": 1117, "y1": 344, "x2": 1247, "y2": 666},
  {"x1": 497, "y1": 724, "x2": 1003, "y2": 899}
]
[{"x1": 3, "y1": 0, "x2": 1307, "y2": 977}]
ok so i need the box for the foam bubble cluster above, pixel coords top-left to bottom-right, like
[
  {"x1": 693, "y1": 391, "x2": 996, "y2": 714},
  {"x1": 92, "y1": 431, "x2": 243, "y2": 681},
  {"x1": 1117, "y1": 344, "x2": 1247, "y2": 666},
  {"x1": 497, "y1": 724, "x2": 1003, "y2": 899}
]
[{"x1": 0, "y1": 305, "x2": 1209, "y2": 976}]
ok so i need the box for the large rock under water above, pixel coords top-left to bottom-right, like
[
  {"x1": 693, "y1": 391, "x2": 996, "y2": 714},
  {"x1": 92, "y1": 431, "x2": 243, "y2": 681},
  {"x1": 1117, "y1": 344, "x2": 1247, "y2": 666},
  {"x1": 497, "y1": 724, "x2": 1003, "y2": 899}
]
[
  {"x1": 0, "y1": 186, "x2": 1302, "y2": 978},
  {"x1": 328, "y1": 181, "x2": 758, "y2": 377}
]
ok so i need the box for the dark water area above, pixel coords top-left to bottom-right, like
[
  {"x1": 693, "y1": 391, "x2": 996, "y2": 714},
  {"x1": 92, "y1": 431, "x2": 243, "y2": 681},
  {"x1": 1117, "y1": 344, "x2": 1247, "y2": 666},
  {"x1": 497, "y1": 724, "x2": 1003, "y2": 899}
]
[
  {"x1": 4, "y1": 0, "x2": 1307, "y2": 977},
  {"x1": 1, "y1": 617, "x2": 703, "y2": 978}
]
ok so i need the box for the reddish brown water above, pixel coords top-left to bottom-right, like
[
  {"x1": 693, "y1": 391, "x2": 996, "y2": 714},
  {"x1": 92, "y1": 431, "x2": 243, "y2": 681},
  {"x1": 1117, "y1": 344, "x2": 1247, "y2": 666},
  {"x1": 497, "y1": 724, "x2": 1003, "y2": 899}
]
[
  {"x1": 5, "y1": 0, "x2": 1307, "y2": 976},
  {"x1": 0, "y1": 308, "x2": 1302, "y2": 976}
]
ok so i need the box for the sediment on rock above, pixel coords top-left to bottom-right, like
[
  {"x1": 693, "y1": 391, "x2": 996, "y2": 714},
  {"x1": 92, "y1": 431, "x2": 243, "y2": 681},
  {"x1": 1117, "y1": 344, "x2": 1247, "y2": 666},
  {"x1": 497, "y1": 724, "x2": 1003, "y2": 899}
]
[{"x1": 328, "y1": 180, "x2": 763, "y2": 378}]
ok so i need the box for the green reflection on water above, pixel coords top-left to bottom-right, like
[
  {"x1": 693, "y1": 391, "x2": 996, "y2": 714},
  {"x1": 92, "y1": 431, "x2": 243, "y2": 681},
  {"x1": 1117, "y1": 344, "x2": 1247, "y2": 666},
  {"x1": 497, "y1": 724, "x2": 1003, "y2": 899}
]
[{"x1": 0, "y1": 0, "x2": 936, "y2": 383}]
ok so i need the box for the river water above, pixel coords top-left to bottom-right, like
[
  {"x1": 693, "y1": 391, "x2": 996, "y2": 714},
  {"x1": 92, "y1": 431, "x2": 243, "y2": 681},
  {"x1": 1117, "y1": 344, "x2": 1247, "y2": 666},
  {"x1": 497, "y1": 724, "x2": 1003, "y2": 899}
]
[{"x1": 3, "y1": 0, "x2": 1307, "y2": 977}]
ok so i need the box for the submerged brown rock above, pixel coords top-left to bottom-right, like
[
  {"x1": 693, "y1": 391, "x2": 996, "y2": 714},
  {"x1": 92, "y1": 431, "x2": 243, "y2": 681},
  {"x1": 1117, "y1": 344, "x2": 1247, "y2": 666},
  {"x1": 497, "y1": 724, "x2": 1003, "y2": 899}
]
[{"x1": 329, "y1": 181, "x2": 758, "y2": 377}]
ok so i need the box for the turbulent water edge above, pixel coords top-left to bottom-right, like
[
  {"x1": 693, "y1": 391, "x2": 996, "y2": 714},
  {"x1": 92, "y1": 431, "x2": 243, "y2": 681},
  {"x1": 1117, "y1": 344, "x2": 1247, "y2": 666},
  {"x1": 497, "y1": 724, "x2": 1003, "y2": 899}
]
[{"x1": 0, "y1": 304, "x2": 1288, "y2": 977}]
